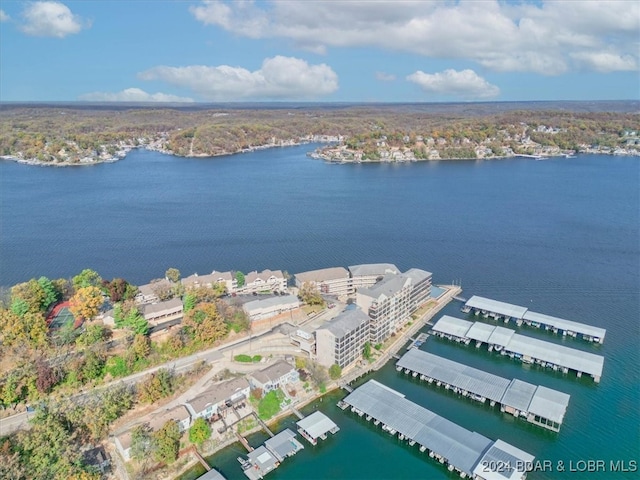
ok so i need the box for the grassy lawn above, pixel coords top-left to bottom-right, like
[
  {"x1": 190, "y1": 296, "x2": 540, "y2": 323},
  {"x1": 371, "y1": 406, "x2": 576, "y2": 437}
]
[{"x1": 258, "y1": 389, "x2": 285, "y2": 420}]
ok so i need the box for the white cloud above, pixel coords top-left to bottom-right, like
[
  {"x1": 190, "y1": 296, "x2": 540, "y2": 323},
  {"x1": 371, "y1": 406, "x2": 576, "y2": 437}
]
[
  {"x1": 138, "y1": 56, "x2": 338, "y2": 100},
  {"x1": 407, "y1": 69, "x2": 500, "y2": 100},
  {"x1": 189, "y1": 1, "x2": 639, "y2": 75},
  {"x1": 78, "y1": 88, "x2": 194, "y2": 103},
  {"x1": 570, "y1": 52, "x2": 638, "y2": 73},
  {"x1": 20, "y1": 1, "x2": 87, "y2": 38},
  {"x1": 0, "y1": 9, "x2": 10, "y2": 22},
  {"x1": 375, "y1": 71, "x2": 396, "y2": 82}
]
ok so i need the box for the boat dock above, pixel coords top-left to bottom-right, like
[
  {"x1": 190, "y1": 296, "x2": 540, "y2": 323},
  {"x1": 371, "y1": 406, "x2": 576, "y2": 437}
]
[
  {"x1": 396, "y1": 349, "x2": 570, "y2": 432},
  {"x1": 238, "y1": 428, "x2": 304, "y2": 480},
  {"x1": 432, "y1": 315, "x2": 604, "y2": 382},
  {"x1": 296, "y1": 411, "x2": 340, "y2": 446},
  {"x1": 342, "y1": 380, "x2": 534, "y2": 480},
  {"x1": 463, "y1": 295, "x2": 606, "y2": 343},
  {"x1": 407, "y1": 332, "x2": 429, "y2": 350}
]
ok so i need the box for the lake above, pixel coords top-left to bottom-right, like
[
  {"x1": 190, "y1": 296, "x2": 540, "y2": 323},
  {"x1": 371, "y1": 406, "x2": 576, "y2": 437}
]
[{"x1": 1, "y1": 146, "x2": 638, "y2": 479}]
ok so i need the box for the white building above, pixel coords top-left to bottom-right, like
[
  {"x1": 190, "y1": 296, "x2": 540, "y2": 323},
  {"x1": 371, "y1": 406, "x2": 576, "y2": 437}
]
[
  {"x1": 249, "y1": 360, "x2": 299, "y2": 393},
  {"x1": 294, "y1": 267, "x2": 351, "y2": 296},
  {"x1": 185, "y1": 377, "x2": 251, "y2": 421},
  {"x1": 243, "y1": 295, "x2": 300, "y2": 322},
  {"x1": 238, "y1": 269, "x2": 287, "y2": 295},
  {"x1": 181, "y1": 270, "x2": 236, "y2": 293},
  {"x1": 315, "y1": 308, "x2": 370, "y2": 368},
  {"x1": 348, "y1": 263, "x2": 399, "y2": 290}
]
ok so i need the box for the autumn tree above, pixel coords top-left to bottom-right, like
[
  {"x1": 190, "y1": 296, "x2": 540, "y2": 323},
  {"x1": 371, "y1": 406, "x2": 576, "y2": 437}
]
[
  {"x1": 137, "y1": 369, "x2": 174, "y2": 403},
  {"x1": 72, "y1": 269, "x2": 102, "y2": 291},
  {"x1": 0, "y1": 308, "x2": 47, "y2": 348},
  {"x1": 153, "y1": 420, "x2": 181, "y2": 464},
  {"x1": 129, "y1": 333, "x2": 151, "y2": 362},
  {"x1": 35, "y1": 359, "x2": 61, "y2": 394},
  {"x1": 165, "y1": 267, "x2": 181, "y2": 283},
  {"x1": 130, "y1": 424, "x2": 155, "y2": 462},
  {"x1": 69, "y1": 286, "x2": 103, "y2": 321},
  {"x1": 188, "y1": 417, "x2": 211, "y2": 446},
  {"x1": 299, "y1": 282, "x2": 324, "y2": 306},
  {"x1": 10, "y1": 279, "x2": 46, "y2": 314},
  {"x1": 183, "y1": 302, "x2": 228, "y2": 344},
  {"x1": 75, "y1": 324, "x2": 111, "y2": 348},
  {"x1": 102, "y1": 278, "x2": 137, "y2": 302}
]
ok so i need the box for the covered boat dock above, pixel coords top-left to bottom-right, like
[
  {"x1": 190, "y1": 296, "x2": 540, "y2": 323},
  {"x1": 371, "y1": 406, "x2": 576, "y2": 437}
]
[
  {"x1": 396, "y1": 349, "x2": 570, "y2": 432},
  {"x1": 463, "y1": 295, "x2": 606, "y2": 344},
  {"x1": 296, "y1": 411, "x2": 340, "y2": 445},
  {"x1": 432, "y1": 316, "x2": 604, "y2": 382},
  {"x1": 342, "y1": 380, "x2": 534, "y2": 480}
]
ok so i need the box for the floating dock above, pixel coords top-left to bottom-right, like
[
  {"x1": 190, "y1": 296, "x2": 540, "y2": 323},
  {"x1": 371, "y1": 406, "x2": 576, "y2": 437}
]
[
  {"x1": 239, "y1": 428, "x2": 303, "y2": 480},
  {"x1": 463, "y1": 295, "x2": 606, "y2": 344},
  {"x1": 432, "y1": 315, "x2": 604, "y2": 382},
  {"x1": 296, "y1": 411, "x2": 340, "y2": 446},
  {"x1": 342, "y1": 380, "x2": 534, "y2": 480},
  {"x1": 396, "y1": 349, "x2": 570, "y2": 432}
]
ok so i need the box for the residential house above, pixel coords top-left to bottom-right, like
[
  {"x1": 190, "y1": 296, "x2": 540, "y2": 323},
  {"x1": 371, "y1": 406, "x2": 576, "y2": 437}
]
[
  {"x1": 186, "y1": 377, "x2": 250, "y2": 421},
  {"x1": 135, "y1": 278, "x2": 173, "y2": 304},
  {"x1": 82, "y1": 446, "x2": 110, "y2": 474},
  {"x1": 249, "y1": 360, "x2": 299, "y2": 393},
  {"x1": 182, "y1": 271, "x2": 236, "y2": 293},
  {"x1": 238, "y1": 269, "x2": 287, "y2": 295}
]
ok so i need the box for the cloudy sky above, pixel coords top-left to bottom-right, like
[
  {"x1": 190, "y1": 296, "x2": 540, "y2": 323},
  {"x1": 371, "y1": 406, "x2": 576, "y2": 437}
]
[{"x1": 0, "y1": 0, "x2": 638, "y2": 102}]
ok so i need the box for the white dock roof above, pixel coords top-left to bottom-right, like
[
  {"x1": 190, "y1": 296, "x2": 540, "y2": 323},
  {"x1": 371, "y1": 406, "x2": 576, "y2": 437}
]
[
  {"x1": 523, "y1": 310, "x2": 606, "y2": 340},
  {"x1": 501, "y1": 379, "x2": 537, "y2": 413},
  {"x1": 466, "y1": 322, "x2": 496, "y2": 343},
  {"x1": 397, "y1": 349, "x2": 510, "y2": 403},
  {"x1": 474, "y1": 439, "x2": 535, "y2": 480},
  {"x1": 296, "y1": 411, "x2": 338, "y2": 440},
  {"x1": 343, "y1": 380, "x2": 533, "y2": 479},
  {"x1": 432, "y1": 315, "x2": 473, "y2": 338},
  {"x1": 487, "y1": 326, "x2": 516, "y2": 347},
  {"x1": 527, "y1": 386, "x2": 570, "y2": 425},
  {"x1": 506, "y1": 334, "x2": 604, "y2": 378},
  {"x1": 466, "y1": 296, "x2": 528, "y2": 319}
]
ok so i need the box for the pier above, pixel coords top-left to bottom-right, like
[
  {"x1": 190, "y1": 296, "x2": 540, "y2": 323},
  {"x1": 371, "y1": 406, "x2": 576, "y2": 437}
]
[
  {"x1": 342, "y1": 380, "x2": 534, "y2": 480},
  {"x1": 463, "y1": 295, "x2": 606, "y2": 343},
  {"x1": 396, "y1": 349, "x2": 570, "y2": 432},
  {"x1": 238, "y1": 428, "x2": 304, "y2": 480},
  {"x1": 432, "y1": 315, "x2": 604, "y2": 382},
  {"x1": 296, "y1": 411, "x2": 340, "y2": 446}
]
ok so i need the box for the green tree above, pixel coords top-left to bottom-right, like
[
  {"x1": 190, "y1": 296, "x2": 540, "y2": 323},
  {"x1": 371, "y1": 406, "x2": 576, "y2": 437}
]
[
  {"x1": 188, "y1": 417, "x2": 211, "y2": 446},
  {"x1": 363, "y1": 341, "x2": 372, "y2": 361},
  {"x1": 165, "y1": 268, "x2": 181, "y2": 283},
  {"x1": 183, "y1": 293, "x2": 196, "y2": 312},
  {"x1": 37, "y1": 276, "x2": 60, "y2": 310},
  {"x1": 235, "y1": 271, "x2": 245, "y2": 288},
  {"x1": 153, "y1": 420, "x2": 181, "y2": 464},
  {"x1": 1, "y1": 373, "x2": 23, "y2": 408},
  {"x1": 81, "y1": 350, "x2": 105, "y2": 381},
  {"x1": 72, "y1": 269, "x2": 103, "y2": 291},
  {"x1": 10, "y1": 279, "x2": 46, "y2": 314},
  {"x1": 257, "y1": 389, "x2": 285, "y2": 420},
  {"x1": 137, "y1": 369, "x2": 174, "y2": 403},
  {"x1": 329, "y1": 363, "x2": 342, "y2": 380},
  {"x1": 130, "y1": 333, "x2": 151, "y2": 361},
  {"x1": 130, "y1": 424, "x2": 154, "y2": 462},
  {"x1": 10, "y1": 298, "x2": 29, "y2": 317},
  {"x1": 75, "y1": 324, "x2": 111, "y2": 347}
]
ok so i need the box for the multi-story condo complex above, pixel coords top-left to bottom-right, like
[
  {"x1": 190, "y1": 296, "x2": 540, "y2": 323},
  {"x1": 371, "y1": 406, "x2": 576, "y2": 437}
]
[
  {"x1": 356, "y1": 268, "x2": 432, "y2": 345},
  {"x1": 294, "y1": 267, "x2": 352, "y2": 296},
  {"x1": 181, "y1": 271, "x2": 237, "y2": 293},
  {"x1": 238, "y1": 269, "x2": 288, "y2": 294},
  {"x1": 348, "y1": 263, "x2": 399, "y2": 290},
  {"x1": 315, "y1": 308, "x2": 370, "y2": 368}
]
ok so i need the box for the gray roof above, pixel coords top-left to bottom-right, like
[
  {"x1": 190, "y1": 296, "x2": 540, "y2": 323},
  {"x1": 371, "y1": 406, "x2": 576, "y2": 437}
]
[
  {"x1": 295, "y1": 267, "x2": 350, "y2": 283},
  {"x1": 296, "y1": 411, "x2": 339, "y2": 440},
  {"x1": 187, "y1": 377, "x2": 249, "y2": 414},
  {"x1": 466, "y1": 296, "x2": 528, "y2": 319},
  {"x1": 348, "y1": 263, "x2": 399, "y2": 277},
  {"x1": 397, "y1": 349, "x2": 510, "y2": 403},
  {"x1": 264, "y1": 428, "x2": 303, "y2": 461},
  {"x1": 244, "y1": 269, "x2": 285, "y2": 284},
  {"x1": 358, "y1": 274, "x2": 408, "y2": 300},
  {"x1": 319, "y1": 308, "x2": 369, "y2": 339},
  {"x1": 243, "y1": 294, "x2": 299, "y2": 312},
  {"x1": 196, "y1": 469, "x2": 227, "y2": 480},
  {"x1": 466, "y1": 322, "x2": 496, "y2": 343},
  {"x1": 137, "y1": 278, "x2": 172, "y2": 297},
  {"x1": 522, "y1": 310, "x2": 606, "y2": 340},
  {"x1": 432, "y1": 316, "x2": 605, "y2": 378},
  {"x1": 432, "y1": 315, "x2": 473, "y2": 338},
  {"x1": 247, "y1": 445, "x2": 277, "y2": 473},
  {"x1": 473, "y1": 439, "x2": 535, "y2": 480},
  {"x1": 343, "y1": 380, "x2": 529, "y2": 477},
  {"x1": 397, "y1": 349, "x2": 570, "y2": 426},
  {"x1": 142, "y1": 297, "x2": 183, "y2": 317},
  {"x1": 402, "y1": 268, "x2": 433, "y2": 284},
  {"x1": 527, "y1": 386, "x2": 570, "y2": 425},
  {"x1": 251, "y1": 360, "x2": 295, "y2": 385},
  {"x1": 501, "y1": 379, "x2": 537, "y2": 413}
]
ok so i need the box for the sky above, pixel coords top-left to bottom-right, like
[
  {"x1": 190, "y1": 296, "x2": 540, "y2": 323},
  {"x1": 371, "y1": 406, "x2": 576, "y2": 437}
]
[{"x1": 0, "y1": 0, "x2": 638, "y2": 103}]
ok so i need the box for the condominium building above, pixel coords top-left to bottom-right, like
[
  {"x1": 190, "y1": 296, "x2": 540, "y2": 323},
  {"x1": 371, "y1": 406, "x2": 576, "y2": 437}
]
[
  {"x1": 181, "y1": 270, "x2": 237, "y2": 293},
  {"x1": 348, "y1": 263, "x2": 399, "y2": 290},
  {"x1": 356, "y1": 268, "x2": 432, "y2": 345},
  {"x1": 315, "y1": 308, "x2": 370, "y2": 368},
  {"x1": 294, "y1": 267, "x2": 351, "y2": 296},
  {"x1": 238, "y1": 269, "x2": 288, "y2": 294}
]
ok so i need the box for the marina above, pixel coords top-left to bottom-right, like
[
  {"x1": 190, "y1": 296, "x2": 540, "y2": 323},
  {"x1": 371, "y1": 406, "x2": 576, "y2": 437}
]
[
  {"x1": 432, "y1": 316, "x2": 604, "y2": 382},
  {"x1": 238, "y1": 428, "x2": 304, "y2": 480},
  {"x1": 396, "y1": 349, "x2": 570, "y2": 432},
  {"x1": 462, "y1": 296, "x2": 606, "y2": 343},
  {"x1": 340, "y1": 380, "x2": 535, "y2": 480},
  {"x1": 296, "y1": 411, "x2": 340, "y2": 446}
]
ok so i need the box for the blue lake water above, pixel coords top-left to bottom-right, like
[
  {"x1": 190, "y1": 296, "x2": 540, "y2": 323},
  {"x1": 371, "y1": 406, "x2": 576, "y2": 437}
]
[{"x1": 1, "y1": 146, "x2": 638, "y2": 479}]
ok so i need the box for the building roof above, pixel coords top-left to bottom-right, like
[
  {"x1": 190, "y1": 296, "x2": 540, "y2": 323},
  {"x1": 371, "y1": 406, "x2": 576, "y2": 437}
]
[
  {"x1": 247, "y1": 445, "x2": 278, "y2": 474},
  {"x1": 196, "y1": 469, "x2": 227, "y2": 480},
  {"x1": 401, "y1": 268, "x2": 433, "y2": 284},
  {"x1": 465, "y1": 296, "x2": 528, "y2": 319},
  {"x1": 397, "y1": 349, "x2": 510, "y2": 403},
  {"x1": 295, "y1": 267, "x2": 350, "y2": 284},
  {"x1": 358, "y1": 274, "x2": 409, "y2": 300},
  {"x1": 343, "y1": 380, "x2": 529, "y2": 478},
  {"x1": 527, "y1": 385, "x2": 570, "y2": 425},
  {"x1": 137, "y1": 278, "x2": 172, "y2": 298},
  {"x1": 465, "y1": 322, "x2": 496, "y2": 343},
  {"x1": 82, "y1": 446, "x2": 109, "y2": 467},
  {"x1": 244, "y1": 269, "x2": 285, "y2": 284},
  {"x1": 500, "y1": 379, "x2": 537, "y2": 413},
  {"x1": 522, "y1": 310, "x2": 606, "y2": 340},
  {"x1": 487, "y1": 326, "x2": 516, "y2": 347},
  {"x1": 319, "y1": 308, "x2": 369, "y2": 339},
  {"x1": 142, "y1": 297, "x2": 183, "y2": 317},
  {"x1": 251, "y1": 361, "x2": 295, "y2": 386},
  {"x1": 148, "y1": 405, "x2": 191, "y2": 431},
  {"x1": 264, "y1": 428, "x2": 304, "y2": 461},
  {"x1": 473, "y1": 439, "x2": 535, "y2": 480},
  {"x1": 296, "y1": 411, "x2": 339, "y2": 440},
  {"x1": 243, "y1": 295, "x2": 299, "y2": 313},
  {"x1": 348, "y1": 263, "x2": 399, "y2": 277},
  {"x1": 188, "y1": 377, "x2": 250, "y2": 414},
  {"x1": 432, "y1": 315, "x2": 473, "y2": 338}
]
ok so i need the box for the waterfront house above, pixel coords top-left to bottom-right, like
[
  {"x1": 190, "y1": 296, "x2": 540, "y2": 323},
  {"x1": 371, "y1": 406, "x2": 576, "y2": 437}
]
[
  {"x1": 182, "y1": 271, "x2": 236, "y2": 293},
  {"x1": 238, "y1": 269, "x2": 287, "y2": 295},
  {"x1": 135, "y1": 278, "x2": 173, "y2": 304},
  {"x1": 185, "y1": 377, "x2": 250, "y2": 420},
  {"x1": 294, "y1": 267, "x2": 351, "y2": 296},
  {"x1": 249, "y1": 360, "x2": 299, "y2": 394},
  {"x1": 142, "y1": 297, "x2": 183, "y2": 324}
]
